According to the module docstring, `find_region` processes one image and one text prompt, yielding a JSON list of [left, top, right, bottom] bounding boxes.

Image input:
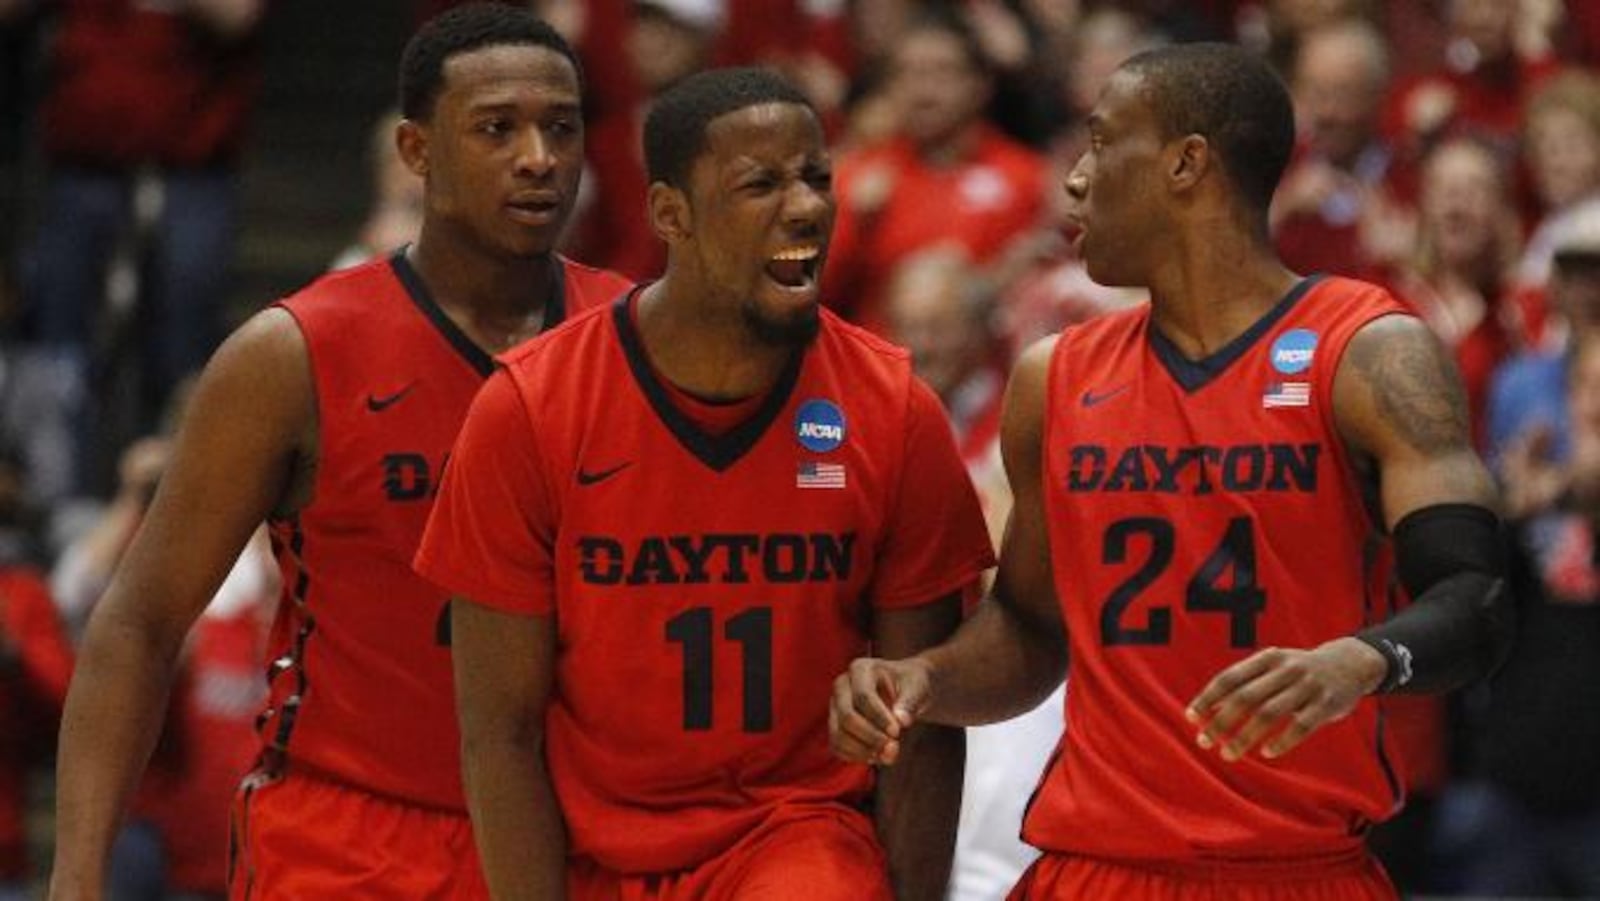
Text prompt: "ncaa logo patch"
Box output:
[[795, 399, 846, 453], [1270, 328, 1318, 375]]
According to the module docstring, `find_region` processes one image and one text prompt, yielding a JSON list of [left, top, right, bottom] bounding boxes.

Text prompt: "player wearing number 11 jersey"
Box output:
[[415, 69, 993, 901]]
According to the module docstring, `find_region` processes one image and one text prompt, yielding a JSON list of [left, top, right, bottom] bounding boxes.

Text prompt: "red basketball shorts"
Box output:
[[1007, 848, 1397, 901], [227, 767, 488, 900], [567, 805, 893, 901]]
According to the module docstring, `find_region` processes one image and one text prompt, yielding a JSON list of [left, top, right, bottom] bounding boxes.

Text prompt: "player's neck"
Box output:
[[406, 236, 559, 354], [632, 280, 800, 402], [1147, 238, 1299, 361]]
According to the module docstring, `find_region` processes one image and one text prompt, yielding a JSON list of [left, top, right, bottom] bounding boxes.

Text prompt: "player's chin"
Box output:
[[744, 294, 821, 348], [502, 230, 562, 261]]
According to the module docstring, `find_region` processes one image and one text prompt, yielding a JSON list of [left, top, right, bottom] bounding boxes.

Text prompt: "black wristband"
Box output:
[[1354, 635, 1414, 694]]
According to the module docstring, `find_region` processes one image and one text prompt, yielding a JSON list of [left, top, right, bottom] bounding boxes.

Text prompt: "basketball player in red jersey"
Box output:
[[414, 68, 995, 901], [830, 43, 1514, 900], [48, 6, 629, 899]]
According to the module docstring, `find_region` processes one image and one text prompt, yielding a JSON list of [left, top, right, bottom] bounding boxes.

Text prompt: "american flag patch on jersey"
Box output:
[[1263, 381, 1312, 408], [797, 461, 846, 489]]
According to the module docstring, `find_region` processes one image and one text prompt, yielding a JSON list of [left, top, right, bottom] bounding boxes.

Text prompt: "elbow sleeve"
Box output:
[[1355, 503, 1516, 694]]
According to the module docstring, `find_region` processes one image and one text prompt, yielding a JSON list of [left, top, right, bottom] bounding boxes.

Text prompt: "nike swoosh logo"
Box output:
[[576, 461, 632, 486], [366, 383, 416, 412], [1081, 385, 1131, 408]]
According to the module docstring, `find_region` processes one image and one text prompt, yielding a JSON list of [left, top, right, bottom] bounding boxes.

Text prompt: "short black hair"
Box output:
[[399, 2, 582, 121], [644, 67, 813, 188], [1121, 42, 1295, 214]]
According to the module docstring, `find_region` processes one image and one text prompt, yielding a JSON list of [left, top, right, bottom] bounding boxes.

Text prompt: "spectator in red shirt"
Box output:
[[822, 8, 1048, 337], [1384, 0, 1560, 159], [1391, 136, 1530, 451], [1273, 17, 1415, 282], [567, 0, 721, 280]]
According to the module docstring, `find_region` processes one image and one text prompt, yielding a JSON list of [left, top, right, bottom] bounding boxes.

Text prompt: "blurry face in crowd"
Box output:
[[681, 102, 835, 347], [1067, 12, 1145, 117], [888, 258, 988, 400], [629, 8, 710, 94], [1269, 0, 1363, 35], [852, 0, 919, 64], [1294, 31, 1384, 168], [1449, 0, 1513, 61], [1528, 107, 1600, 211], [1420, 141, 1504, 270], [1063, 67, 1167, 287], [406, 43, 584, 260], [1555, 254, 1600, 335], [890, 26, 991, 149]]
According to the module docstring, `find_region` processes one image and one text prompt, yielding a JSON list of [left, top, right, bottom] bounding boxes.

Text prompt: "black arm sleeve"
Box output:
[[1353, 503, 1516, 695]]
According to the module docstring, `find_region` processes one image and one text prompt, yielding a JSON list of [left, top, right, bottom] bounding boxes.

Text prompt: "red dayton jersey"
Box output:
[[1026, 275, 1410, 867], [263, 251, 628, 811], [416, 295, 995, 873]]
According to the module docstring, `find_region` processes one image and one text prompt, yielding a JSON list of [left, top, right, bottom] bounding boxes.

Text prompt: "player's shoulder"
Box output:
[[281, 254, 400, 309], [1303, 272, 1408, 312], [1053, 301, 1148, 349]]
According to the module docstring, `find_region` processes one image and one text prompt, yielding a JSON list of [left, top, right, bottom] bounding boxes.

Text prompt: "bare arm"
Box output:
[[1189, 314, 1506, 761], [48, 309, 310, 901], [453, 599, 564, 901], [870, 592, 964, 901], [831, 339, 1068, 763]]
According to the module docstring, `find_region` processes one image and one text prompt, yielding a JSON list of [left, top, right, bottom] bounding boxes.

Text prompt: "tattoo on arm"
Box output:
[[1347, 323, 1471, 455]]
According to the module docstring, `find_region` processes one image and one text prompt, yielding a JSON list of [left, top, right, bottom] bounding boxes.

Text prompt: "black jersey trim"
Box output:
[[1149, 273, 1327, 393], [1361, 531, 1405, 811], [611, 291, 804, 473], [260, 518, 315, 758], [389, 250, 569, 379]]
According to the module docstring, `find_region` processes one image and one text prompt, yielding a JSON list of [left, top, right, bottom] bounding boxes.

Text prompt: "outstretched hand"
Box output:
[[1184, 638, 1387, 763], [829, 656, 934, 766]]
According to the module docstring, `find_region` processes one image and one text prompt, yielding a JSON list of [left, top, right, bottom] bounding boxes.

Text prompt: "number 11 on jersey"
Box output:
[[665, 606, 774, 732]]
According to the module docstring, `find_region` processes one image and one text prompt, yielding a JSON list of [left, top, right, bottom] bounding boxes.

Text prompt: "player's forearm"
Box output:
[[921, 600, 1066, 726], [875, 722, 964, 901], [48, 605, 186, 899], [1356, 504, 1514, 694], [462, 733, 567, 900]]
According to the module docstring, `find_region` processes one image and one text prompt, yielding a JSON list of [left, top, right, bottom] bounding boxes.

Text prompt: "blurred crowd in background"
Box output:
[[3, 0, 1600, 898]]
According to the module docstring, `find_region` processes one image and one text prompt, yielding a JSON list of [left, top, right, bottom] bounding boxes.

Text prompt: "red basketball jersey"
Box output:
[[416, 294, 996, 873], [1025, 275, 1409, 866], [263, 251, 629, 810]]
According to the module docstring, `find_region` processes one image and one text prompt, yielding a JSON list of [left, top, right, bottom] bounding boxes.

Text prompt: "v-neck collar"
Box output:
[[389, 249, 568, 379], [1149, 274, 1325, 392], [612, 291, 805, 472]]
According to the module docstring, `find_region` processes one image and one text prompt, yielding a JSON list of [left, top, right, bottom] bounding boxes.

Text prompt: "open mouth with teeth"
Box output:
[[765, 245, 822, 289]]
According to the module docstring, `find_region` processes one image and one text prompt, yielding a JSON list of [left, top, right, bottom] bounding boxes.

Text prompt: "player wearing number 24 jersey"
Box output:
[[1029, 274, 1406, 861], [828, 43, 1513, 901], [415, 68, 994, 901]]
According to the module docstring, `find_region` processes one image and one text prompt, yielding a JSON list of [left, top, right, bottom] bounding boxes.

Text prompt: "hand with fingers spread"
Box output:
[[829, 656, 935, 766], [1185, 638, 1389, 763]]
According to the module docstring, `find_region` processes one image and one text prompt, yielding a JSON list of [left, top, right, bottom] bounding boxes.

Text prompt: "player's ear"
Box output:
[[648, 181, 692, 244], [396, 118, 429, 178], [1168, 134, 1210, 193]]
